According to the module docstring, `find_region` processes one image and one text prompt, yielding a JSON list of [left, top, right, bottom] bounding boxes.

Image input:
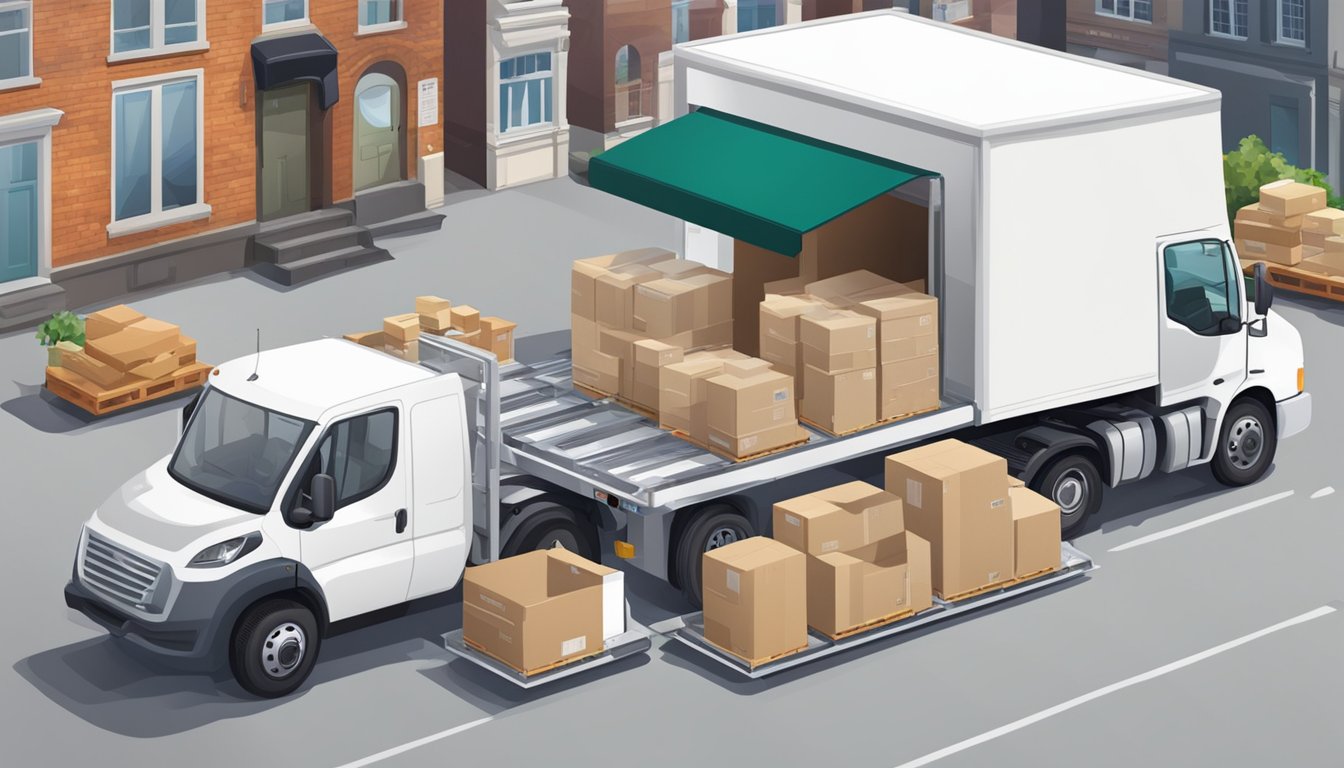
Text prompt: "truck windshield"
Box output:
[[168, 388, 315, 514]]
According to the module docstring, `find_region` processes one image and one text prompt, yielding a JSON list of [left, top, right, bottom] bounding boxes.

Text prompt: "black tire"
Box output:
[[1211, 398, 1277, 486], [229, 599, 320, 699], [1032, 453, 1103, 537], [675, 506, 755, 608], [501, 503, 600, 560]]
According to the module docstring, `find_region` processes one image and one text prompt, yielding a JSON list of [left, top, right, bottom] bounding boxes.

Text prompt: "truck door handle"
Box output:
[[394, 509, 407, 535], [1213, 378, 1224, 385]]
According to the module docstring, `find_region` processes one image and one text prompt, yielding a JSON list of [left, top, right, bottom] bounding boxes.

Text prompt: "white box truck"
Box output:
[[65, 13, 1309, 697]]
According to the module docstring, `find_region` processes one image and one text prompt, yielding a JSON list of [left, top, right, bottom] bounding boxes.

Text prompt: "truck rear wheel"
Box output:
[[229, 599, 320, 699], [501, 502, 600, 560], [1211, 398, 1276, 487], [676, 506, 755, 608], [1033, 454, 1102, 537]]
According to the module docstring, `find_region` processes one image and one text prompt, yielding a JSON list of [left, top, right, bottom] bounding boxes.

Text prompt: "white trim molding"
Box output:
[[0, 107, 63, 289]]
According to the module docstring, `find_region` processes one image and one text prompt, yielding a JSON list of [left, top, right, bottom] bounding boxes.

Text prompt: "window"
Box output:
[[112, 0, 203, 57], [112, 72, 204, 228], [1270, 103, 1301, 166], [307, 409, 398, 510], [358, 0, 402, 31], [1209, 0, 1248, 39], [1163, 241, 1241, 336], [499, 53, 553, 133], [1097, 0, 1152, 23], [263, 0, 306, 27], [672, 0, 690, 45], [0, 1, 32, 83], [738, 0, 778, 32], [614, 45, 644, 122], [1277, 0, 1306, 46]]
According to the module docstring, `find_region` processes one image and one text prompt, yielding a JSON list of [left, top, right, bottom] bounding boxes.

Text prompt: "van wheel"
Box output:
[[229, 599, 320, 699], [1033, 454, 1102, 537], [501, 502, 600, 561], [1211, 398, 1276, 486], [676, 506, 755, 608]]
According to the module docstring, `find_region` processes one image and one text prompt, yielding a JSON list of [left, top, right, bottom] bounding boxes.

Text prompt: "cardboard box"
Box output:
[[807, 532, 915, 636], [85, 318, 181, 371], [573, 352, 621, 395], [1259, 180, 1327, 218], [762, 276, 809, 297], [595, 263, 660, 330], [800, 365, 877, 434], [880, 354, 940, 419], [344, 330, 382, 346], [706, 363, 797, 456], [383, 313, 420, 344], [174, 335, 197, 366], [598, 328, 643, 401], [1235, 203, 1303, 230], [1009, 486, 1061, 578], [683, 272, 734, 327], [804, 270, 899, 306], [1303, 208, 1344, 236], [702, 537, 807, 662], [772, 481, 904, 556], [480, 316, 516, 362], [706, 422, 804, 458], [851, 290, 939, 365], [884, 439, 1014, 598], [1235, 220, 1303, 248], [84, 305, 145, 341], [632, 339, 683, 412], [61, 349, 135, 389], [450, 305, 480, 334], [659, 349, 746, 436], [1299, 250, 1344, 277], [461, 548, 610, 674], [633, 278, 699, 337], [799, 308, 877, 373], [760, 294, 825, 345], [383, 339, 420, 362], [415, 296, 453, 331], [1235, 238, 1302, 266], [129, 351, 180, 380], [571, 247, 675, 321], [649, 258, 710, 280]]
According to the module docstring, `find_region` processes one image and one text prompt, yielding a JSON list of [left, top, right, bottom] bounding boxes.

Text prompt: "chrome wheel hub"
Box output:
[[705, 526, 740, 551], [261, 622, 307, 679], [1226, 416, 1265, 470], [1055, 470, 1088, 519]]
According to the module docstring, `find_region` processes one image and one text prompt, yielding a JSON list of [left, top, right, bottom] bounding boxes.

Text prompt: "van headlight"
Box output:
[[188, 532, 262, 568]]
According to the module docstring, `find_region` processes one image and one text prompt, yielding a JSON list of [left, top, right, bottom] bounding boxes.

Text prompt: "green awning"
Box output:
[[589, 108, 934, 256]]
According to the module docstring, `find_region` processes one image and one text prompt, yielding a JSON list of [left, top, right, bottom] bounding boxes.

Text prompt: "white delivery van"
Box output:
[[66, 13, 1309, 698]]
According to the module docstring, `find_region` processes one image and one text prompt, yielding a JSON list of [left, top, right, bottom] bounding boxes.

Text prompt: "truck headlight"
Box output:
[[188, 533, 262, 568]]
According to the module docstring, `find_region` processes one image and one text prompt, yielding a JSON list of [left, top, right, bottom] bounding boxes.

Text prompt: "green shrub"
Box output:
[[35, 311, 85, 348], [1224, 135, 1344, 222]]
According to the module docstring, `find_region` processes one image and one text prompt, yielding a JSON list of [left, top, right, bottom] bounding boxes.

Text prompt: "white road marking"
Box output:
[[892, 605, 1336, 768], [1311, 487, 1335, 500], [335, 716, 495, 768], [1108, 491, 1294, 552]]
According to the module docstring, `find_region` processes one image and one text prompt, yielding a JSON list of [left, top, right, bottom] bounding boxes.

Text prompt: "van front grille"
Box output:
[[81, 531, 162, 608]]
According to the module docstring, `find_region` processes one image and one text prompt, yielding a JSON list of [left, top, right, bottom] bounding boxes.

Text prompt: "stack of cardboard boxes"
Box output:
[[701, 536, 808, 664], [799, 308, 878, 434], [345, 296, 516, 365], [705, 358, 804, 458], [1235, 180, 1344, 276], [61, 305, 198, 390]]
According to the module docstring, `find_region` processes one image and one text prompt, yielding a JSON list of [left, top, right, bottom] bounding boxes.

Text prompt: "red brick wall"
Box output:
[[0, 1, 442, 270]]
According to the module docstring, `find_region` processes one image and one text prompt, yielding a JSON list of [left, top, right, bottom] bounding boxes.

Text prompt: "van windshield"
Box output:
[[168, 388, 315, 514]]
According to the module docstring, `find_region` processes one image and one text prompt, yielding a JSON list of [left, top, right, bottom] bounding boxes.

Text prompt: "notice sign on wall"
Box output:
[[418, 78, 439, 127]]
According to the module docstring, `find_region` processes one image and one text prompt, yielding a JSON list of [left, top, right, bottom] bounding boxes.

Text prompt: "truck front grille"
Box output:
[[81, 531, 162, 608]]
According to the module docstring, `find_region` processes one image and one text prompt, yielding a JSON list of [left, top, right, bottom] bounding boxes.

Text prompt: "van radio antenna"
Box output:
[[247, 329, 261, 381]]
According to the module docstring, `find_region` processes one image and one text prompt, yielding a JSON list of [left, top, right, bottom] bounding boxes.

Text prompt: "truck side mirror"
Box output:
[[1253, 262, 1274, 316], [310, 474, 336, 522]]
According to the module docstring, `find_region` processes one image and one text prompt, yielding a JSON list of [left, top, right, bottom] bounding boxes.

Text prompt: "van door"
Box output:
[[296, 406, 414, 621], [405, 394, 471, 600], [1157, 237, 1248, 440]]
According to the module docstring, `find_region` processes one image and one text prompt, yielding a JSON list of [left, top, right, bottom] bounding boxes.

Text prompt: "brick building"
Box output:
[[1065, 0, 1173, 74], [0, 1, 444, 329]]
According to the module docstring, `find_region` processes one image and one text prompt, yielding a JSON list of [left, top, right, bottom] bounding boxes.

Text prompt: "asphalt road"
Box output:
[[2, 176, 1341, 767]]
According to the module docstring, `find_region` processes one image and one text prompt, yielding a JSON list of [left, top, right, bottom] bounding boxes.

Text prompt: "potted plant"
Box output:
[[36, 311, 86, 368]]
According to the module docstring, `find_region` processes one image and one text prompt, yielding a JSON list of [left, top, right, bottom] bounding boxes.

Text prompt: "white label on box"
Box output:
[[821, 540, 839, 553], [990, 498, 1005, 509], [906, 479, 923, 509], [561, 636, 587, 656], [726, 569, 740, 593], [742, 435, 759, 451], [479, 593, 505, 611], [710, 434, 729, 449], [987, 570, 1001, 582], [498, 631, 513, 644], [920, 315, 931, 326], [570, 565, 580, 575], [773, 389, 789, 402], [867, 327, 875, 338], [784, 513, 801, 526], [863, 370, 874, 380], [772, 406, 787, 421]]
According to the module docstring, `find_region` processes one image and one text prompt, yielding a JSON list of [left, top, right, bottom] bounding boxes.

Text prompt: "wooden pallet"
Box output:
[[668, 427, 811, 463], [1242, 259, 1344, 303], [819, 607, 918, 642], [703, 637, 810, 670], [937, 565, 1058, 604], [800, 405, 940, 438], [46, 362, 212, 417], [463, 635, 604, 678]]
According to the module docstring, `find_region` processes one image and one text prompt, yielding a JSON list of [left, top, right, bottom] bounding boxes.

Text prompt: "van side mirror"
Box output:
[[293, 474, 337, 526], [180, 391, 201, 434], [1253, 262, 1274, 316]]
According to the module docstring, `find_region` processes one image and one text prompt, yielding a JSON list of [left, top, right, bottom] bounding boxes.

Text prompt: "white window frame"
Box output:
[[1095, 0, 1152, 24], [1275, 0, 1307, 48], [107, 0, 209, 64], [356, 0, 406, 36], [0, 108, 61, 290], [262, 0, 308, 31], [0, 0, 38, 90], [1208, 0, 1248, 40], [498, 51, 554, 137], [107, 70, 210, 237]]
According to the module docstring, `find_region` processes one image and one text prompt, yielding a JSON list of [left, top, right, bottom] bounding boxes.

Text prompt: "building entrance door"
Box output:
[[0, 141, 38, 284], [259, 83, 313, 220], [353, 73, 403, 192]]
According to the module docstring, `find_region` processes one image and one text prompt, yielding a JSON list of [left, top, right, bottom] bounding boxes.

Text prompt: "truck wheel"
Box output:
[[501, 503, 600, 560], [229, 599, 320, 699], [1211, 398, 1276, 487], [1033, 454, 1102, 537], [676, 506, 755, 608]]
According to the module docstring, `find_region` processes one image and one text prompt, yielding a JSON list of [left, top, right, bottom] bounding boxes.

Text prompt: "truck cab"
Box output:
[[64, 339, 473, 697]]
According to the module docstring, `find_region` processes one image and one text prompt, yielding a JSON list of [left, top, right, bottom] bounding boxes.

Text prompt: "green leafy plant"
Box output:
[[35, 311, 85, 348], [1224, 134, 1344, 222]]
